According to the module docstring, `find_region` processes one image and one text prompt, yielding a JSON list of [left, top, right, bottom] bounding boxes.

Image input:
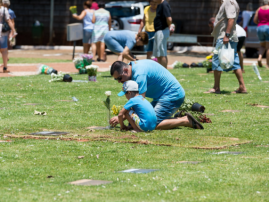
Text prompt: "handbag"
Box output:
[[2, 7, 10, 33]]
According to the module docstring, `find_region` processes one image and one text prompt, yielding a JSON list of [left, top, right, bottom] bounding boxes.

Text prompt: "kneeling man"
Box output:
[[110, 59, 204, 130]]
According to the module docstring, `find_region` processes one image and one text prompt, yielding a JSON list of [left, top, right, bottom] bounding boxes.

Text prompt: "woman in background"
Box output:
[[0, 0, 16, 73], [242, 2, 254, 29], [138, 0, 157, 59], [254, 0, 269, 69], [72, 1, 95, 54], [92, 1, 111, 62]]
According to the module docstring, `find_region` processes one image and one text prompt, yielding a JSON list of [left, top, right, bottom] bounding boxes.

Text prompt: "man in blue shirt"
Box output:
[[110, 59, 204, 130], [104, 30, 148, 62]]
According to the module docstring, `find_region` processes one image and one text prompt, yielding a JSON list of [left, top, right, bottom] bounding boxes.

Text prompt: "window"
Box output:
[[106, 7, 140, 18]]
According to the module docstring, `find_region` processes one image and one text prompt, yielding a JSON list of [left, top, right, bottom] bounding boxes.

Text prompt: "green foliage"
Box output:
[[173, 61, 183, 69]]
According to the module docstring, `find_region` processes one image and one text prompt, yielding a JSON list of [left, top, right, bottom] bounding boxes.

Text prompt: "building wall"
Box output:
[[10, 0, 261, 45]]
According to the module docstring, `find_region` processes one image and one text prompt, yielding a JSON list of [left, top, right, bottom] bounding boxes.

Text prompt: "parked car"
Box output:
[[105, 1, 149, 32], [244, 14, 259, 58]]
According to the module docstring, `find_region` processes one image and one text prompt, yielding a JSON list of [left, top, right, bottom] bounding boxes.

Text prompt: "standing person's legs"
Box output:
[[146, 31, 155, 59], [1, 48, 8, 72], [205, 39, 223, 94], [153, 28, 169, 68], [0, 35, 9, 73], [83, 29, 93, 54], [265, 41, 269, 69], [229, 41, 247, 93], [100, 42, 106, 61], [257, 26, 267, 67], [237, 36, 245, 72], [91, 43, 97, 59]]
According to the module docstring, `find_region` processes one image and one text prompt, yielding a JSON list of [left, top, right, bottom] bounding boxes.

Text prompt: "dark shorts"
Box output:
[[237, 37, 245, 52]]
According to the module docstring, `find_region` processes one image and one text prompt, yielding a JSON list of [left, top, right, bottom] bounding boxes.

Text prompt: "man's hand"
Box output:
[[109, 116, 119, 127], [223, 36, 229, 44]]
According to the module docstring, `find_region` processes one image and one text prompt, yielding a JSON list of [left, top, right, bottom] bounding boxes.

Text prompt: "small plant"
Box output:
[[202, 55, 212, 69], [172, 61, 183, 69]]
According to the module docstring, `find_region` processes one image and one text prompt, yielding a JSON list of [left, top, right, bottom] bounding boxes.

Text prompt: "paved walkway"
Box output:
[[0, 49, 262, 77]]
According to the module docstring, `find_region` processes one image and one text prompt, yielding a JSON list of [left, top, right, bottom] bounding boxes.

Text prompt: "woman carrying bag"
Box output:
[[0, 1, 16, 73]]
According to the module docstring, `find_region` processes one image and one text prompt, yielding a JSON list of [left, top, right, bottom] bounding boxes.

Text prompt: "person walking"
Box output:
[[91, 1, 111, 62], [138, 0, 157, 59], [254, 0, 269, 69], [0, 0, 16, 73], [72, 1, 95, 54], [90, 0, 99, 10], [205, 0, 247, 94], [236, 24, 246, 73], [153, 0, 174, 68], [2, 0, 15, 50], [242, 2, 254, 29]]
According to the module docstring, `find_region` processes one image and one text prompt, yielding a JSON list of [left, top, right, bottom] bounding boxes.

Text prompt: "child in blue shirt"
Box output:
[[118, 80, 157, 132]]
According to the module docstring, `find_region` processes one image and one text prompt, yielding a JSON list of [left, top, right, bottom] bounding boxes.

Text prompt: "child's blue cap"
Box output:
[[118, 80, 139, 96]]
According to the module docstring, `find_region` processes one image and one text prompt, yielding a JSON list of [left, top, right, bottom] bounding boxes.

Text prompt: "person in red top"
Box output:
[[254, 0, 269, 69], [90, 0, 99, 10]]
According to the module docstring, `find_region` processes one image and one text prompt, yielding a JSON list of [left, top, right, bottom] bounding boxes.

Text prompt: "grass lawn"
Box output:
[[0, 65, 269, 201]]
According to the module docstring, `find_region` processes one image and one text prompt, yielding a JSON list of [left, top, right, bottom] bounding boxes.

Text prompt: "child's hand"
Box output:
[[120, 125, 128, 131]]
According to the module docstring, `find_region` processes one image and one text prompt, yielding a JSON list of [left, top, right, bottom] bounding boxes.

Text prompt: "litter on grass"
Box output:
[[29, 131, 69, 136], [212, 151, 244, 155], [34, 110, 47, 116], [119, 169, 159, 174], [69, 179, 113, 186], [72, 80, 89, 83]]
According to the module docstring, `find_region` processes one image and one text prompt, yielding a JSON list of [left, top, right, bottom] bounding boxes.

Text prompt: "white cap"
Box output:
[[118, 80, 138, 96]]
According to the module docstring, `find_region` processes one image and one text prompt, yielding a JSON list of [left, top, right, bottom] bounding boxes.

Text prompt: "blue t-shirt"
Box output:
[[124, 95, 157, 131], [8, 9, 16, 20], [104, 30, 136, 53], [131, 59, 185, 101]]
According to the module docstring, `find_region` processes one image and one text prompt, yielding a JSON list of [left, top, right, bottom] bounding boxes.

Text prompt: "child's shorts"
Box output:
[[129, 110, 144, 131]]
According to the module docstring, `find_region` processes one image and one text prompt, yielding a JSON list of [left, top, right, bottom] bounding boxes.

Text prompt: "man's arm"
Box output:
[[108, 14, 112, 30], [117, 46, 136, 61], [166, 17, 172, 27], [118, 108, 128, 130], [223, 18, 234, 44], [138, 15, 146, 33]]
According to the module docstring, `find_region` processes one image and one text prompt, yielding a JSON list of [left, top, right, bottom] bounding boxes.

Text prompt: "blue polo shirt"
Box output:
[[130, 59, 185, 101]]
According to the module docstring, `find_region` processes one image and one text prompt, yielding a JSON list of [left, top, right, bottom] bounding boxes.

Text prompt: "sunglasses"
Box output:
[[114, 73, 123, 81], [114, 76, 122, 81]]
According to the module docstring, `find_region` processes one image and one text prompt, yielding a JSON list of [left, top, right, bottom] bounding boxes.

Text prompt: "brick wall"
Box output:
[[9, 0, 261, 45]]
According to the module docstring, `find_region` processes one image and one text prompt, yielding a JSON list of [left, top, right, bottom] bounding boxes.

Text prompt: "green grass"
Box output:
[[2, 57, 71, 63], [1, 66, 269, 201]]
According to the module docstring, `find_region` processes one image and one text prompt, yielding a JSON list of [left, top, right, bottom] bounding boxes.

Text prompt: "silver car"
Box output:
[[245, 14, 259, 58], [105, 1, 149, 32]]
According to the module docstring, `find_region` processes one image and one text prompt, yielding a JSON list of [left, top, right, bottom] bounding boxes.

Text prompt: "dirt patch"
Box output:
[[189, 141, 252, 150], [247, 103, 269, 108]]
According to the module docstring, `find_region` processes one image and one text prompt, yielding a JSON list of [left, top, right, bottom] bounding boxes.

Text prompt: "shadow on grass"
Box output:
[[101, 76, 112, 78]]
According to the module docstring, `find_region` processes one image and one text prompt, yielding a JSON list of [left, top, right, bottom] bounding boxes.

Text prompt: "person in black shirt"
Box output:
[[153, 0, 173, 68]]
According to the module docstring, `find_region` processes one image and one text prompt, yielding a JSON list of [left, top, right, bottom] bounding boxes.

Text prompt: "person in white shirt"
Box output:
[[242, 3, 254, 29], [208, 18, 247, 73], [236, 24, 246, 73]]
